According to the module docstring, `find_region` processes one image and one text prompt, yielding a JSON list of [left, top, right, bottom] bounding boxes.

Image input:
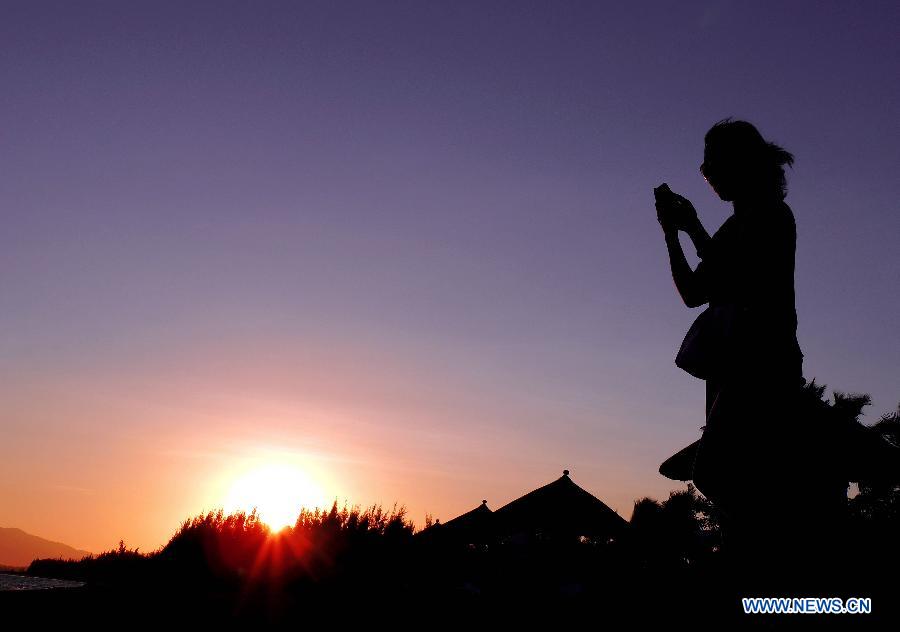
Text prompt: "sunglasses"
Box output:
[[699, 160, 721, 179]]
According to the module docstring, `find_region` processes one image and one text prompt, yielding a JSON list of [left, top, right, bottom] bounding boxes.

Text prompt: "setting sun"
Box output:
[[224, 464, 328, 531]]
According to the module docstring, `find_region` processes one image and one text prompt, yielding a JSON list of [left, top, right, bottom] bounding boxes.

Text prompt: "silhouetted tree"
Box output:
[[628, 484, 720, 571]]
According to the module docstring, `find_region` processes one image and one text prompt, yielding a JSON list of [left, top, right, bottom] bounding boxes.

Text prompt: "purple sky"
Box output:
[[1, 1, 898, 551]]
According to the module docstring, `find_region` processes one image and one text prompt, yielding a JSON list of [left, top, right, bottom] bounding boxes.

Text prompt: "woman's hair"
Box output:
[[704, 118, 795, 200]]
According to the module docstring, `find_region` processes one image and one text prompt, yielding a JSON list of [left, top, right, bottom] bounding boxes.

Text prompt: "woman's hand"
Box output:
[[669, 192, 699, 231], [657, 203, 678, 234], [656, 187, 699, 233]]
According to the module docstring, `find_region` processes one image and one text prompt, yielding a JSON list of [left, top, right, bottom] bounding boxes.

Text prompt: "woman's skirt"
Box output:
[[692, 364, 848, 591]]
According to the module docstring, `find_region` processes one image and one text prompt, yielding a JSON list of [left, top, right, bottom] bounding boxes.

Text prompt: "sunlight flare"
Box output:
[[224, 463, 328, 531]]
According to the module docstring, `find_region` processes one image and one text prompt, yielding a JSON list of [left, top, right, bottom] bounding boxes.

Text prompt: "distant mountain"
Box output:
[[0, 527, 92, 568]]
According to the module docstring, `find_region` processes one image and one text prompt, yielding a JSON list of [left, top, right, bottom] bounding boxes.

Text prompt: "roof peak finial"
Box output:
[[563, 469, 570, 477], [482, 499, 487, 505]]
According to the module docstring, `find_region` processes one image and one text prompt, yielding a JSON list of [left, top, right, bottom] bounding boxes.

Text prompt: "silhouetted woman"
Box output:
[[656, 119, 846, 594]]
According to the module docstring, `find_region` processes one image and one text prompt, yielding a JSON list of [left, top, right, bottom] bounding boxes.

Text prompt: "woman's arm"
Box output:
[[657, 192, 711, 308], [683, 215, 711, 258], [663, 226, 709, 308]]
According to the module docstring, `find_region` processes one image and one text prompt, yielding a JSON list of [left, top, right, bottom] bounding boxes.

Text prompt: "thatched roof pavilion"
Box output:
[[416, 500, 493, 544], [440, 499, 492, 531], [418, 470, 627, 545], [491, 470, 627, 541]]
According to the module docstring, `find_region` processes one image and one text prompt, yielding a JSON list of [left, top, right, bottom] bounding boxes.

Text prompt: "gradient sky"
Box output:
[[1, 1, 897, 553]]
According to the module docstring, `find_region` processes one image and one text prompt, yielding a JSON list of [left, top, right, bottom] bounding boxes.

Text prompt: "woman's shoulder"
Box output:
[[743, 199, 796, 238], [771, 200, 797, 240], [778, 200, 796, 226]]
